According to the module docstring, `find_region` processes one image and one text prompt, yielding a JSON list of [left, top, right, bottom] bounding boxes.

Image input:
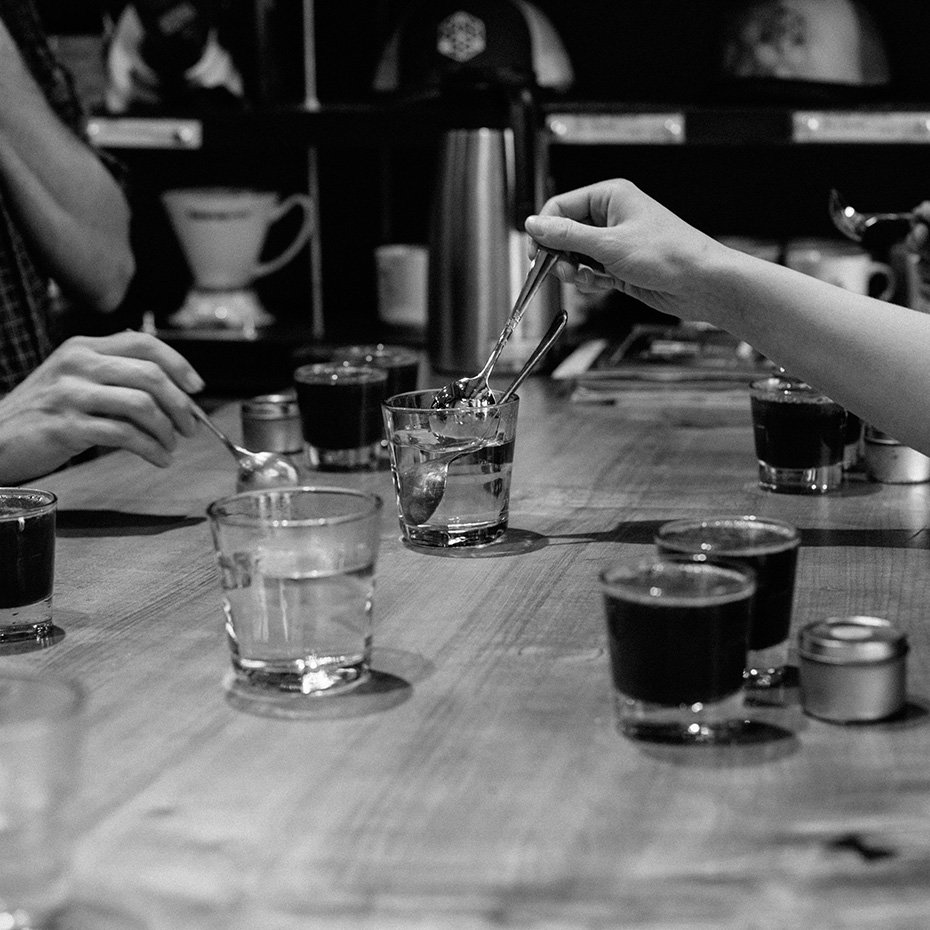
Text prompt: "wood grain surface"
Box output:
[[9, 379, 930, 930]]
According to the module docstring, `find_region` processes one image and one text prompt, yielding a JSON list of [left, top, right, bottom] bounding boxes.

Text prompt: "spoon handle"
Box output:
[[499, 309, 568, 403], [191, 403, 244, 458], [479, 247, 561, 379]]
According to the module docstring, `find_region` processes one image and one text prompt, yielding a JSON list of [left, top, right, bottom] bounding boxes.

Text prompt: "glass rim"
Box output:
[[382, 387, 520, 412], [599, 554, 757, 603], [207, 485, 383, 528], [0, 486, 57, 520], [655, 514, 801, 554], [293, 363, 388, 384], [334, 343, 420, 362], [749, 375, 839, 403]]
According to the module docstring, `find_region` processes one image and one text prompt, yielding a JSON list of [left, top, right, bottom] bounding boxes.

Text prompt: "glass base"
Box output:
[[745, 640, 789, 690], [0, 599, 53, 642], [614, 689, 747, 744], [230, 654, 370, 697], [306, 443, 380, 472], [757, 461, 843, 494], [402, 519, 506, 548]]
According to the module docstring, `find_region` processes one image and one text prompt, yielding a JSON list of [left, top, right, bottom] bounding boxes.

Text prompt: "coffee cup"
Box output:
[[785, 238, 895, 300], [162, 187, 314, 291]]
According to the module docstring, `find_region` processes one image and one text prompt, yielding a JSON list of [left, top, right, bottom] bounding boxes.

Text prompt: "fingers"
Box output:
[[54, 334, 203, 438], [525, 213, 611, 265], [93, 331, 205, 393]]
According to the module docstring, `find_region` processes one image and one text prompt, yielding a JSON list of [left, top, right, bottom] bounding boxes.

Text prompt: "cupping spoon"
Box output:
[[829, 188, 914, 243], [191, 403, 300, 491], [402, 309, 569, 524], [431, 247, 561, 409]]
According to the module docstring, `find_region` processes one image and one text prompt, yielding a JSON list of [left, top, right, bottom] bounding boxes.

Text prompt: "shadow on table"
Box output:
[[57, 509, 204, 538], [224, 648, 434, 721], [497, 523, 930, 554]]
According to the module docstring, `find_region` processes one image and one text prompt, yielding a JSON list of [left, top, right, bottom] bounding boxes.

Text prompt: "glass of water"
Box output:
[[0, 672, 84, 929], [382, 389, 519, 548], [207, 486, 383, 701]]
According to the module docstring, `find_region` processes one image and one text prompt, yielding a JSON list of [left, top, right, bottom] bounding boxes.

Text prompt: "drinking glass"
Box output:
[[382, 388, 519, 548], [207, 487, 383, 701], [333, 344, 420, 399], [0, 672, 84, 929], [601, 556, 755, 744], [0, 488, 57, 642], [655, 515, 801, 689], [293, 363, 388, 471], [749, 376, 846, 493]]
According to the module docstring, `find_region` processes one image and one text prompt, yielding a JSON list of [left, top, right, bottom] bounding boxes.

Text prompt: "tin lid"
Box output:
[[798, 616, 908, 664], [242, 391, 299, 420]]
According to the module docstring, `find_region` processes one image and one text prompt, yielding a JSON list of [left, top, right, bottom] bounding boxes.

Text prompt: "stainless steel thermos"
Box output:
[[427, 125, 559, 375]]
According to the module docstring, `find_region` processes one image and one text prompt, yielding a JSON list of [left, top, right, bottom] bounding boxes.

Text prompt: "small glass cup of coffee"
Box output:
[[749, 376, 846, 494], [293, 363, 388, 471], [600, 555, 755, 744], [655, 515, 801, 691]]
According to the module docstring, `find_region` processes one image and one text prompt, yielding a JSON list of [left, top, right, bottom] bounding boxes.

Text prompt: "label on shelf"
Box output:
[[546, 113, 685, 145], [86, 117, 203, 149], [793, 111, 930, 143]]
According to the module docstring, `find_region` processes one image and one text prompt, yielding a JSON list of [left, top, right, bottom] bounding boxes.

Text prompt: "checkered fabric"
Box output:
[[0, 0, 104, 391]]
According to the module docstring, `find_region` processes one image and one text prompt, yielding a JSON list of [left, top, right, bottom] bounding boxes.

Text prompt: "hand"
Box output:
[[525, 178, 725, 320], [0, 332, 205, 484]]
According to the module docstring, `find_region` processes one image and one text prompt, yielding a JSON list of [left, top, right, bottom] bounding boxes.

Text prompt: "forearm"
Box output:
[[0, 26, 134, 311], [703, 249, 930, 453]]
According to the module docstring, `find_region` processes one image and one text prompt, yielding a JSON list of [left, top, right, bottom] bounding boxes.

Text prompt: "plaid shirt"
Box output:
[[0, 0, 93, 392]]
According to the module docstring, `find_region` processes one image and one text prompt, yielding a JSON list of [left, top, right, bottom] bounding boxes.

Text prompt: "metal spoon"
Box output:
[[829, 188, 914, 243], [401, 309, 569, 524], [431, 247, 561, 409], [191, 403, 300, 491]]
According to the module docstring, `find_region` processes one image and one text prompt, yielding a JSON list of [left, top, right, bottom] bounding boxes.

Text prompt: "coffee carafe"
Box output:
[[374, 1, 573, 374]]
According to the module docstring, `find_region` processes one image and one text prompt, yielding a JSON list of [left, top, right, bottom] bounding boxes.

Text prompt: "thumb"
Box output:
[[526, 214, 607, 261]]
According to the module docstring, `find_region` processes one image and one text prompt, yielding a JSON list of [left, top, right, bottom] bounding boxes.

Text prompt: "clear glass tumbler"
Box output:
[[382, 389, 519, 548], [601, 555, 755, 744], [655, 515, 801, 690], [293, 363, 388, 471], [207, 486, 383, 700], [0, 672, 84, 929], [749, 376, 846, 493], [0, 488, 57, 642]]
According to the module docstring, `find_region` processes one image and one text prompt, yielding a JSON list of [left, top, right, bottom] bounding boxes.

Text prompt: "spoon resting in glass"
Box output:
[[401, 309, 569, 524]]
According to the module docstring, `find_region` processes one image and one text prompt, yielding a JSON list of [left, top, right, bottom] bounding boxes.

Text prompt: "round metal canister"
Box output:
[[241, 392, 303, 454], [798, 616, 908, 723], [863, 426, 930, 484]]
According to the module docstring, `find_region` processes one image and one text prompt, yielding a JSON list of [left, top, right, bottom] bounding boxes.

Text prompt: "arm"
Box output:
[[0, 18, 134, 312], [525, 179, 930, 456], [0, 332, 203, 484]]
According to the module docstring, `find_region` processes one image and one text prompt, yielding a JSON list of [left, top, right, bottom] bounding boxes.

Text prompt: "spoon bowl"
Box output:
[[829, 188, 913, 243], [192, 403, 300, 491]]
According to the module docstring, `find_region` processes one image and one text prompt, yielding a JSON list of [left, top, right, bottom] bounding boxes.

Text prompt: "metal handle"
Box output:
[[499, 309, 568, 403], [478, 247, 561, 380], [191, 403, 245, 457]]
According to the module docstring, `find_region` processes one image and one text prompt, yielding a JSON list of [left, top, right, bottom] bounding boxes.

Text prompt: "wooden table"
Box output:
[[11, 379, 930, 929]]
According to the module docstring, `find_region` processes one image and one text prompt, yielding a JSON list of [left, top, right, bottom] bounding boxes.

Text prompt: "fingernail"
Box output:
[[185, 373, 206, 393]]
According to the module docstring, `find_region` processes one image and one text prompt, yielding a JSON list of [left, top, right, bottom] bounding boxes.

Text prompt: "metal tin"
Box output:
[[863, 426, 930, 483], [798, 616, 908, 723], [241, 392, 303, 454]]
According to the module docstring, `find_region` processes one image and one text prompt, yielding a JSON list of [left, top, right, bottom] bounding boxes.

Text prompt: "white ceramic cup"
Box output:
[[785, 238, 895, 300], [374, 244, 428, 328], [162, 187, 314, 290]]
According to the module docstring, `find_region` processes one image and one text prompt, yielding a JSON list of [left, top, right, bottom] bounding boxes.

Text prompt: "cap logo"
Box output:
[[437, 11, 486, 63]]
